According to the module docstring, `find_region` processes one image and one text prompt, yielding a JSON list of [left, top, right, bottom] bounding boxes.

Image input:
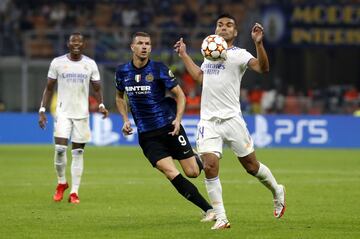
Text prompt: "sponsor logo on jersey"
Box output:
[[62, 73, 88, 83], [202, 63, 225, 75], [125, 85, 151, 95]]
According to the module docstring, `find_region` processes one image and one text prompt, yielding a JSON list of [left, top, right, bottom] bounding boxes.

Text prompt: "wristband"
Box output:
[[99, 103, 105, 109], [39, 107, 46, 113]]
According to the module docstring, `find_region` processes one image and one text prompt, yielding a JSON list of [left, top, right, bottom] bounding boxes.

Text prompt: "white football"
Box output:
[[201, 35, 228, 61]]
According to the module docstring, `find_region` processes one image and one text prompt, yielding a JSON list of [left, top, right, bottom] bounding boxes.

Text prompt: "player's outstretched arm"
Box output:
[[91, 81, 109, 118], [38, 78, 56, 129], [174, 38, 204, 84], [248, 23, 269, 74], [115, 91, 133, 135], [169, 85, 186, 136]]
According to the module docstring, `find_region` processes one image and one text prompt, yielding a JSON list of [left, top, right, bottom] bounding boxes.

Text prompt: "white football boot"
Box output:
[[201, 209, 216, 222], [274, 184, 286, 218], [211, 218, 231, 230]]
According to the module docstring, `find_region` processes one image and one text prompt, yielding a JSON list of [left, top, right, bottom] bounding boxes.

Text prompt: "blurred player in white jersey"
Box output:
[[174, 14, 285, 229], [38, 32, 109, 204]]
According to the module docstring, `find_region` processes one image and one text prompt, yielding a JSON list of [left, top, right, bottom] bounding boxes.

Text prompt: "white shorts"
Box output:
[[54, 114, 91, 143], [196, 115, 254, 158]]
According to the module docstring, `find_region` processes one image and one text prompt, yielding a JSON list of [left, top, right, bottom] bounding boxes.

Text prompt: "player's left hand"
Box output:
[[251, 23, 264, 43], [99, 107, 109, 119], [38, 112, 47, 129], [169, 119, 181, 136], [122, 120, 133, 135]]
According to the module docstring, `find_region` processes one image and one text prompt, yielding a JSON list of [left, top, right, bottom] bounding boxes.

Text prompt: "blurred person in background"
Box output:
[[0, 100, 5, 112], [185, 88, 201, 115], [354, 102, 360, 116], [38, 32, 108, 204], [175, 13, 285, 230]]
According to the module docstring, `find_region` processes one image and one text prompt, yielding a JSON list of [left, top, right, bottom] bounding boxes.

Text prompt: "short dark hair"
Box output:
[[68, 32, 83, 41], [71, 32, 82, 36], [216, 13, 237, 26], [131, 32, 151, 43]]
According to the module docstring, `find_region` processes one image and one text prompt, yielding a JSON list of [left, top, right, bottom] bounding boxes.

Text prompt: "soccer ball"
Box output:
[[201, 35, 228, 61]]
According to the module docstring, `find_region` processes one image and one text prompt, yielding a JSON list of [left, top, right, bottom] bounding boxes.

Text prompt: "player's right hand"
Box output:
[[122, 120, 133, 135], [174, 38, 187, 57], [38, 112, 47, 129], [169, 118, 181, 136], [99, 107, 109, 119]]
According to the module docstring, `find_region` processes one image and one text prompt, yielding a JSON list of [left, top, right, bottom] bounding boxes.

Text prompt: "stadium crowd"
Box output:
[[0, 0, 359, 115]]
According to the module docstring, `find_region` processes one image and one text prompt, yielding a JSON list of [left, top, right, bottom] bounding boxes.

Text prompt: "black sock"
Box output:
[[194, 154, 203, 172], [171, 174, 212, 212]]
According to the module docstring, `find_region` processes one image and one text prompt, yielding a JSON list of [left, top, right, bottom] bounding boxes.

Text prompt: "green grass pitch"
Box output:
[[0, 145, 359, 239]]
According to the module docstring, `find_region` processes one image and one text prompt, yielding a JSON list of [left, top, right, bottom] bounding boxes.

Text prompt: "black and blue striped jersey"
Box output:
[[115, 60, 178, 133]]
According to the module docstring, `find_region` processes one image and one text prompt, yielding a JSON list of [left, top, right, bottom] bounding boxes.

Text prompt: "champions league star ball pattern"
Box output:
[[201, 35, 228, 61]]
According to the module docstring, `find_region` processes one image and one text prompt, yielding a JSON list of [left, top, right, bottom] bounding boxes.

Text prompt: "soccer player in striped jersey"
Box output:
[[115, 32, 214, 220]]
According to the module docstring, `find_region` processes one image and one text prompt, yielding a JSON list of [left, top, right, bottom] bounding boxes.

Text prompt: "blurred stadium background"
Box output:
[[1, 0, 360, 146], [0, 0, 359, 115], [1, 0, 360, 147]]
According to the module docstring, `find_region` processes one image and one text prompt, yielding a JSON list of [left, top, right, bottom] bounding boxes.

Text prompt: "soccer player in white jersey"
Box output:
[[38, 32, 109, 204], [174, 14, 286, 229]]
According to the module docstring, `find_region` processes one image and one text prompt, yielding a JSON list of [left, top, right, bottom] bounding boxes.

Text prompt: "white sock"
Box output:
[[255, 162, 280, 196], [205, 176, 227, 220], [71, 148, 84, 195], [54, 144, 67, 184]]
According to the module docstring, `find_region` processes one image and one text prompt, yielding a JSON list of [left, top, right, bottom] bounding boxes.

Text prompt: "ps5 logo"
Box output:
[[251, 115, 272, 147], [91, 113, 121, 146], [252, 115, 328, 147], [274, 119, 328, 144]]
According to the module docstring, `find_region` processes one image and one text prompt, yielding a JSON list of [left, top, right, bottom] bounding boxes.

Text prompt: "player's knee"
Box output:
[[203, 161, 217, 174], [184, 167, 199, 178], [71, 148, 84, 156], [55, 144, 67, 156]]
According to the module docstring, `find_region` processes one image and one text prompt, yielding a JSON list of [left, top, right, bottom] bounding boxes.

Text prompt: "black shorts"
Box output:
[[138, 124, 194, 167]]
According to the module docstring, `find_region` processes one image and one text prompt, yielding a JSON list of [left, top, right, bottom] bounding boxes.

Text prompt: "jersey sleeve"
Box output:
[[47, 59, 57, 79], [159, 63, 178, 89], [243, 49, 255, 65], [114, 69, 125, 91], [237, 49, 255, 72], [90, 61, 100, 82]]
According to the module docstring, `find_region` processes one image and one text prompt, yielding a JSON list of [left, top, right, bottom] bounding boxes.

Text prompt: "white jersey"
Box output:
[[200, 46, 254, 120], [47, 54, 100, 119]]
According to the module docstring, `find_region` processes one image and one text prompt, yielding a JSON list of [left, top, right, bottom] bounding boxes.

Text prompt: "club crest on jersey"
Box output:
[[135, 74, 141, 82], [145, 73, 154, 82]]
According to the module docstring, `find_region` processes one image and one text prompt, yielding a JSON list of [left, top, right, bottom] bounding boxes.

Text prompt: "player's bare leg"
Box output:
[[238, 152, 286, 218], [53, 137, 69, 202], [203, 153, 230, 229], [68, 142, 85, 204], [156, 157, 213, 214], [179, 156, 201, 178]]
